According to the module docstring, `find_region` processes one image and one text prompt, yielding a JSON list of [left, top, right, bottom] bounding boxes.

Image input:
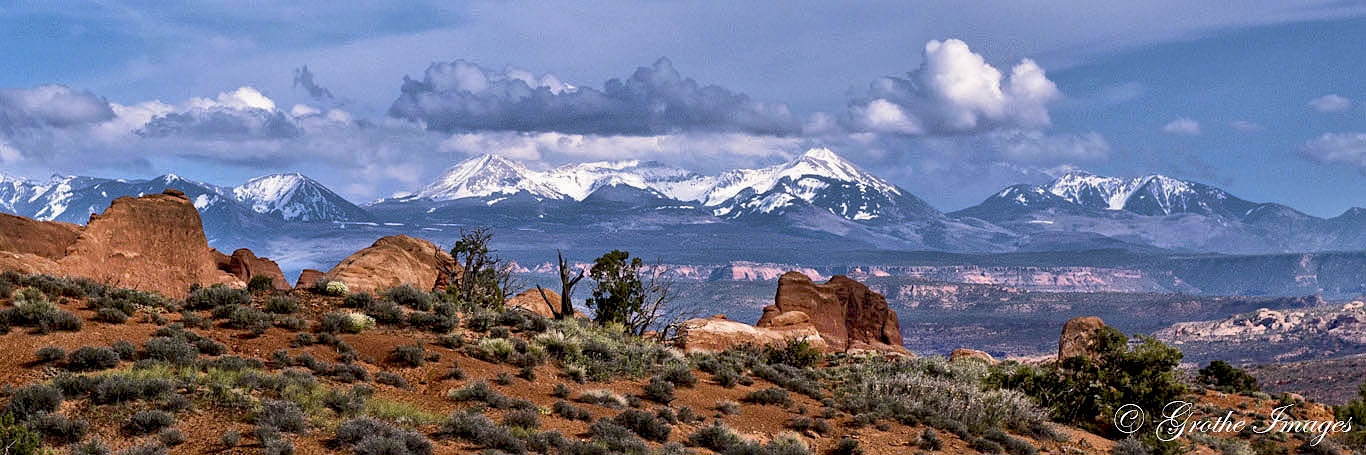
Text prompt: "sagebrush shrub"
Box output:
[[266, 296, 300, 314], [96, 307, 129, 323], [743, 387, 792, 407], [335, 417, 433, 455], [247, 275, 275, 292], [4, 384, 63, 420], [385, 284, 432, 311], [34, 346, 66, 364], [589, 418, 650, 455], [124, 410, 174, 435], [142, 337, 197, 365], [256, 399, 308, 433], [612, 409, 672, 442], [552, 401, 593, 421], [184, 285, 250, 310], [576, 389, 627, 409], [391, 344, 425, 367], [440, 411, 525, 454], [502, 408, 541, 430], [27, 412, 88, 443], [642, 376, 675, 404], [687, 422, 745, 453], [66, 346, 121, 371]]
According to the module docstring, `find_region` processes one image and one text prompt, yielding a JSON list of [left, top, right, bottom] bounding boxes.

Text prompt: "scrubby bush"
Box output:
[[552, 383, 572, 398], [0, 412, 40, 455], [743, 387, 792, 407], [142, 337, 197, 365], [26, 412, 88, 443], [2, 288, 82, 333], [334, 417, 433, 455], [391, 344, 425, 367], [326, 280, 349, 296], [323, 386, 372, 417], [263, 438, 295, 455], [266, 296, 300, 314], [642, 376, 675, 404], [439, 411, 525, 454], [34, 346, 66, 364], [919, 428, 942, 450], [576, 389, 628, 409], [832, 437, 862, 455], [503, 408, 541, 430], [342, 292, 373, 308], [320, 311, 375, 334], [612, 409, 672, 442], [4, 384, 62, 421], [111, 340, 137, 361], [553, 400, 593, 421], [247, 275, 276, 292], [494, 372, 515, 385], [96, 308, 129, 323], [225, 305, 274, 335], [714, 400, 742, 416], [1197, 360, 1260, 394], [158, 428, 186, 447], [68, 436, 109, 455], [185, 284, 250, 310], [765, 337, 824, 368], [257, 399, 308, 433], [124, 410, 174, 435], [220, 430, 241, 448], [364, 301, 405, 325], [385, 284, 433, 311], [445, 381, 530, 410], [661, 363, 698, 387], [786, 416, 831, 436], [687, 422, 746, 453], [65, 346, 121, 371], [677, 406, 699, 424]]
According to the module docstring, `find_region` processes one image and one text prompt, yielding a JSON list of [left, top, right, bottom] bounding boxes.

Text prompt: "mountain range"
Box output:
[[1, 148, 1363, 255]]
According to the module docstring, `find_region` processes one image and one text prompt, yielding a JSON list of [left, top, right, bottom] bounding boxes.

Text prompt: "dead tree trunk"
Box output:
[[539, 250, 583, 319]]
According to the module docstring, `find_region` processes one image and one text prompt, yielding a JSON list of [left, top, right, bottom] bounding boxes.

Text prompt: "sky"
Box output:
[[1, 1, 1364, 216]]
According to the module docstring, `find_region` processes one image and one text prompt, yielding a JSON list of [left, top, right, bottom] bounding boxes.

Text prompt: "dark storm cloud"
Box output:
[[388, 57, 800, 136]]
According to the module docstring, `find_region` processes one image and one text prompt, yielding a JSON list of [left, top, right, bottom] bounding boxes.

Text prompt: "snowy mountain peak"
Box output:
[[233, 173, 371, 222], [417, 153, 564, 201]]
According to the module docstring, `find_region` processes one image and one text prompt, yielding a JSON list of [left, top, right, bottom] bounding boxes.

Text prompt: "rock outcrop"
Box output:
[[221, 248, 291, 290], [507, 288, 560, 318], [0, 190, 244, 298], [323, 235, 459, 294], [950, 348, 997, 364], [675, 314, 827, 354], [0, 213, 81, 259], [295, 269, 325, 290], [758, 272, 903, 352], [1058, 316, 1107, 360]]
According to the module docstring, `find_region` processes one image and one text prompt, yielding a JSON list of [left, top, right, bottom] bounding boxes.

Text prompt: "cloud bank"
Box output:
[[388, 58, 801, 136], [1302, 132, 1366, 172]]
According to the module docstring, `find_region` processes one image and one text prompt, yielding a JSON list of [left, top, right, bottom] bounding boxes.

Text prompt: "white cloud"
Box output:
[[1229, 120, 1262, 132], [0, 85, 116, 131], [1161, 118, 1201, 135], [1301, 132, 1366, 172], [0, 140, 22, 164], [1307, 94, 1352, 113], [920, 130, 1110, 163], [845, 39, 1061, 136]]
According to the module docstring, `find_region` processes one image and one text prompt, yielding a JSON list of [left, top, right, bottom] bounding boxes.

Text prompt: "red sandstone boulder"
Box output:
[[950, 348, 998, 364], [295, 269, 325, 289], [222, 248, 291, 290], [0, 213, 81, 259], [675, 314, 827, 354], [758, 272, 903, 352], [1059, 316, 1107, 360], [54, 189, 241, 298], [505, 288, 587, 319], [323, 235, 459, 294]]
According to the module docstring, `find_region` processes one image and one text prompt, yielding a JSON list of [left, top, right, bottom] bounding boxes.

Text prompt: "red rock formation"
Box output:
[[758, 272, 903, 352], [323, 235, 459, 294], [950, 348, 998, 364], [295, 269, 325, 289], [675, 314, 827, 354], [0, 213, 81, 259], [51, 189, 240, 298], [1058, 316, 1107, 360], [222, 248, 291, 290]]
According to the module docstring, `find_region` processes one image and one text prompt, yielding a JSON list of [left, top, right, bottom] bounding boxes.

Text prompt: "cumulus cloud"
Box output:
[[1161, 117, 1200, 135], [137, 87, 301, 140], [1308, 94, 1351, 113], [0, 85, 115, 132], [844, 39, 1061, 136], [293, 65, 334, 100], [389, 57, 800, 136], [1301, 132, 1366, 172]]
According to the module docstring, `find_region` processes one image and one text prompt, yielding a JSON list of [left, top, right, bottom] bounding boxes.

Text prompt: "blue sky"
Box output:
[[1, 1, 1364, 216]]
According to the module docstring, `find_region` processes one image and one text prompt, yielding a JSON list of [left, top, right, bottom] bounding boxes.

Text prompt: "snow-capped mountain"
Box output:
[[951, 171, 1365, 253], [234, 173, 373, 222], [0, 172, 371, 244], [389, 148, 928, 224]]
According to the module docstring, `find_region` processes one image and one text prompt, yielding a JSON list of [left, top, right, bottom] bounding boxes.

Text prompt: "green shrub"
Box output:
[[989, 327, 1185, 435], [743, 387, 792, 407], [325, 281, 349, 296], [158, 428, 186, 447], [376, 372, 410, 389], [765, 337, 824, 368], [446, 381, 530, 410], [256, 399, 308, 433], [26, 412, 88, 443], [320, 311, 374, 334], [142, 337, 197, 365], [687, 422, 745, 453], [1197, 360, 1259, 394], [334, 417, 433, 455], [364, 300, 405, 325], [2, 288, 83, 333], [225, 305, 273, 335], [0, 413, 41, 455], [919, 428, 942, 450], [715, 400, 742, 416], [439, 411, 525, 454], [503, 408, 541, 430], [576, 389, 628, 408], [68, 436, 109, 455], [248, 275, 276, 292]]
